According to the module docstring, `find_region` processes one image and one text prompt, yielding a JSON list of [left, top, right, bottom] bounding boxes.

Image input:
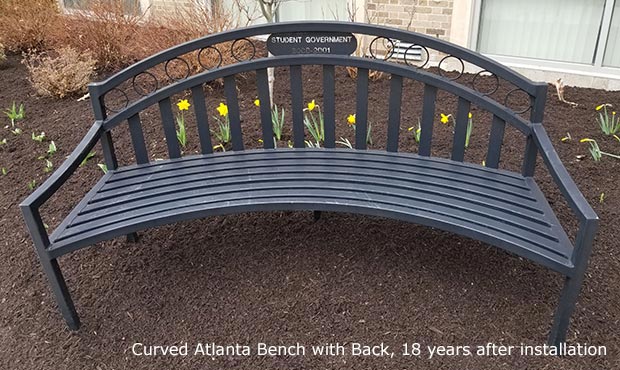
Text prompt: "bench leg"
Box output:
[[40, 257, 80, 330], [313, 211, 322, 221], [548, 273, 585, 347], [126, 232, 140, 243]]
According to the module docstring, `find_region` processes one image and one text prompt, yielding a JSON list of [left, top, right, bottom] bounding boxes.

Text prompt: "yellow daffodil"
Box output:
[[580, 138, 594, 143], [407, 126, 414, 131], [596, 104, 606, 111], [258, 138, 263, 143], [216, 102, 228, 117], [613, 111, 617, 115], [468, 112, 472, 119], [347, 114, 356, 125], [254, 99, 260, 107], [307, 99, 316, 111], [440, 113, 450, 124], [177, 99, 190, 111]]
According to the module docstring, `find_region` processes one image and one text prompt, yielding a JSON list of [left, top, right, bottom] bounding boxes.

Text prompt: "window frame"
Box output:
[[470, 0, 620, 76], [58, 0, 152, 18]]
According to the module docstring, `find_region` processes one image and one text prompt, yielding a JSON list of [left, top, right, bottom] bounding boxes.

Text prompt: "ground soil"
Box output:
[[1, 51, 619, 369]]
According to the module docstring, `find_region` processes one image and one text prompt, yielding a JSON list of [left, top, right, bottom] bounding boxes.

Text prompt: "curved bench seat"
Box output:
[[48, 149, 573, 273], [20, 22, 598, 346]]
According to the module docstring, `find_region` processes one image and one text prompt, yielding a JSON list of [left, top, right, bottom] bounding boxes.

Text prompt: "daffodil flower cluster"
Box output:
[[303, 99, 324, 146], [254, 99, 286, 141], [344, 112, 372, 146], [439, 112, 474, 148], [176, 99, 190, 148], [212, 102, 231, 146], [595, 103, 619, 135], [407, 118, 422, 143], [580, 138, 620, 161]]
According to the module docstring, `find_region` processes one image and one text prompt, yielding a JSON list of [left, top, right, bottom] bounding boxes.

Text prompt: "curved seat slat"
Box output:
[[73, 177, 551, 235], [79, 150, 542, 224], [86, 166, 542, 218], [105, 150, 530, 189], [93, 156, 537, 202], [49, 193, 572, 274], [48, 150, 573, 274]]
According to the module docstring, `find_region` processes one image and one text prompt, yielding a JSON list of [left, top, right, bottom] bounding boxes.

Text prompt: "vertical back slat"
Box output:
[[101, 131, 118, 169], [522, 84, 548, 176], [158, 98, 181, 159], [224, 75, 244, 151], [128, 113, 148, 164], [89, 86, 119, 169], [451, 97, 471, 162], [323, 65, 336, 148], [289, 65, 305, 148], [190, 85, 213, 154], [256, 68, 274, 149], [355, 68, 369, 149], [386, 74, 403, 152], [419, 84, 437, 156], [486, 115, 506, 169]]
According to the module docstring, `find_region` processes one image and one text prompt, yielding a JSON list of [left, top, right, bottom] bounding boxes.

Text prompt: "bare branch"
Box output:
[[405, 1, 417, 31]]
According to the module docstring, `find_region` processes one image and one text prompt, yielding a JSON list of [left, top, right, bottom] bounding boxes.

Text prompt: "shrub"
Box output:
[[23, 47, 96, 98], [61, 0, 144, 71], [130, 0, 256, 79], [0, 0, 61, 52], [60, 0, 254, 73]]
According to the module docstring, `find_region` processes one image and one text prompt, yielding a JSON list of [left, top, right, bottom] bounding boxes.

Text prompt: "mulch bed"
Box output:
[[1, 52, 619, 369]]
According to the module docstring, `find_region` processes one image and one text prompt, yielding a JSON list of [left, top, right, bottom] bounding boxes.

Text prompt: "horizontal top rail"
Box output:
[[101, 54, 534, 135], [88, 21, 545, 99]]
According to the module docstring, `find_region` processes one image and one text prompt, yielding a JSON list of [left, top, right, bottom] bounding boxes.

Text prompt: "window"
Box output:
[[62, 0, 142, 13], [219, 0, 348, 23], [277, 0, 348, 21], [477, 0, 606, 65], [604, 1, 620, 67]]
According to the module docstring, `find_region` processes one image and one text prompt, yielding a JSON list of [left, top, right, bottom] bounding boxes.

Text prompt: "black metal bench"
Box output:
[[20, 22, 598, 347]]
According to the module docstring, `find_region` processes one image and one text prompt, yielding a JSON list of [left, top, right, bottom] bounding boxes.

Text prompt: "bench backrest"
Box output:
[[88, 22, 547, 175]]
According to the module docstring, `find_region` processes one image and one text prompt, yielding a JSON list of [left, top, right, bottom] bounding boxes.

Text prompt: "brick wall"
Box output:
[[364, 0, 455, 66], [366, 0, 453, 39], [150, 0, 196, 17], [149, 0, 454, 40]]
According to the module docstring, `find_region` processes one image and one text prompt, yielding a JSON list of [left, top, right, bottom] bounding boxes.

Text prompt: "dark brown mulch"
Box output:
[[1, 52, 619, 369]]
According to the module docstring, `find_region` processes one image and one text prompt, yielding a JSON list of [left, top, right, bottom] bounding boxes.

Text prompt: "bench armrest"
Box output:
[[20, 121, 105, 211], [531, 124, 599, 265], [21, 121, 105, 249], [531, 123, 598, 223]]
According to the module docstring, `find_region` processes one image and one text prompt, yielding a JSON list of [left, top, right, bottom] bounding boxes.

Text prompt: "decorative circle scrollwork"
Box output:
[[368, 36, 395, 60], [165, 57, 191, 81], [132, 71, 159, 96], [504, 88, 532, 114], [438, 55, 465, 81], [103, 88, 129, 114], [403, 44, 430, 69], [472, 70, 499, 96], [198, 46, 223, 70], [231, 38, 256, 62]]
